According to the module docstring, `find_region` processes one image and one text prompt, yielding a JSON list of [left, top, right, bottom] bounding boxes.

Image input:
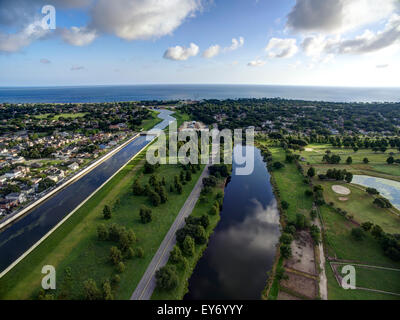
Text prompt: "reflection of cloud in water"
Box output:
[[207, 199, 280, 299], [353, 175, 400, 210]]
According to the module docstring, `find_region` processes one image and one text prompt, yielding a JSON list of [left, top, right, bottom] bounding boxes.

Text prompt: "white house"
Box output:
[[68, 162, 79, 171]]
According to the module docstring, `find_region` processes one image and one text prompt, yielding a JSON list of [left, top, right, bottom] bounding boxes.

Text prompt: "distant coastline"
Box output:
[[1, 84, 400, 103]]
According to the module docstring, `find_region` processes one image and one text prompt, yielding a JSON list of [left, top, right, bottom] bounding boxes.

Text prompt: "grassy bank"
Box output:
[[151, 175, 227, 300]]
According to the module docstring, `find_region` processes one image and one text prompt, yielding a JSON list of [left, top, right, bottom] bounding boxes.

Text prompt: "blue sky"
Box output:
[[0, 0, 400, 87]]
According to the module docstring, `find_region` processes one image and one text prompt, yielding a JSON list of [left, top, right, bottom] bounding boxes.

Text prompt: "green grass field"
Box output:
[[0, 146, 205, 300], [268, 147, 314, 222], [319, 180, 400, 234], [34, 113, 88, 120], [321, 204, 400, 300], [326, 262, 400, 300], [151, 176, 227, 300]]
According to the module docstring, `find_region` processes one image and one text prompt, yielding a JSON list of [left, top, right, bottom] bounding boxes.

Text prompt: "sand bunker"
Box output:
[[339, 197, 348, 201], [332, 185, 351, 195], [305, 148, 314, 152]]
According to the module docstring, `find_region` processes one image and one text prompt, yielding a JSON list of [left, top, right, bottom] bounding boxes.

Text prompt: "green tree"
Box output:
[[97, 224, 108, 241], [280, 244, 292, 259], [307, 167, 315, 178], [136, 247, 145, 258], [351, 227, 365, 241], [182, 235, 195, 257], [110, 246, 122, 265], [83, 279, 102, 300], [149, 190, 161, 206], [140, 205, 152, 224], [117, 261, 125, 273], [361, 221, 373, 231], [371, 225, 384, 239], [387, 156, 395, 164], [281, 201, 289, 210], [132, 179, 143, 195], [363, 157, 369, 164], [102, 280, 114, 300], [102, 205, 112, 220], [155, 265, 178, 291], [346, 156, 353, 164]]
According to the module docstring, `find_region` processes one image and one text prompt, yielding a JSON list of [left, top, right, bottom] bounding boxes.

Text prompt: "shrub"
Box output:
[[117, 262, 125, 273], [83, 279, 102, 300], [110, 246, 122, 265], [97, 224, 108, 241], [361, 221, 373, 231], [135, 247, 144, 258], [280, 244, 292, 259], [140, 205, 152, 224], [279, 233, 293, 245], [281, 201, 289, 210]]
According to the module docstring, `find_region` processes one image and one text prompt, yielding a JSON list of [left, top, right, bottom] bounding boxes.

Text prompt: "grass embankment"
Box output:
[[151, 175, 227, 300], [320, 205, 400, 300], [0, 146, 204, 300], [269, 147, 314, 222], [140, 111, 162, 131]]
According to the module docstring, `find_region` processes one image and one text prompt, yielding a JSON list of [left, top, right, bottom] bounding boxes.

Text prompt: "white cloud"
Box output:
[[163, 43, 199, 61], [324, 14, 400, 55], [202, 37, 244, 59], [0, 0, 203, 53], [225, 37, 244, 51], [203, 44, 221, 58], [376, 64, 389, 68], [265, 38, 298, 58], [247, 59, 266, 67], [0, 21, 49, 53], [60, 27, 97, 46], [300, 14, 400, 57], [287, 0, 398, 34], [90, 0, 202, 40]]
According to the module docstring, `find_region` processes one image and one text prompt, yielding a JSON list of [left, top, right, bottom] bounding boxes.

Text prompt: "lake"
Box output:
[[352, 175, 400, 210], [184, 145, 281, 300]]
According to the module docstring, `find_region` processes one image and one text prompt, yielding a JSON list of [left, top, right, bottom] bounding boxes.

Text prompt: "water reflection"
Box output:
[[185, 146, 281, 300]]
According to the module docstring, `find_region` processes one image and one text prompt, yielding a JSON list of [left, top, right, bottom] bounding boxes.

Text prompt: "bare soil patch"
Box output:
[[332, 185, 351, 195], [280, 271, 318, 299], [285, 230, 317, 276]]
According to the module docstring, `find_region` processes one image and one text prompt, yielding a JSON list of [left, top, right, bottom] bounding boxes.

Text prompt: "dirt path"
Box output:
[[314, 207, 328, 300]]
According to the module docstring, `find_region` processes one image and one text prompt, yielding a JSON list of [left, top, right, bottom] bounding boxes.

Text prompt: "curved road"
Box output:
[[131, 162, 212, 300]]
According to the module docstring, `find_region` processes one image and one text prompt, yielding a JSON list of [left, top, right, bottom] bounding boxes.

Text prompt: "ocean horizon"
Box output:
[[0, 84, 399, 104]]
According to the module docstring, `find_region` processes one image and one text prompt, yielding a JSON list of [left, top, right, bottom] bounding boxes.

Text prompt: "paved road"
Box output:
[[130, 163, 212, 300]]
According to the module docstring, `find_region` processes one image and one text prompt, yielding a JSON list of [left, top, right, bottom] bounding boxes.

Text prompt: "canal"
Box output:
[[0, 110, 175, 273], [185, 145, 281, 300]]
